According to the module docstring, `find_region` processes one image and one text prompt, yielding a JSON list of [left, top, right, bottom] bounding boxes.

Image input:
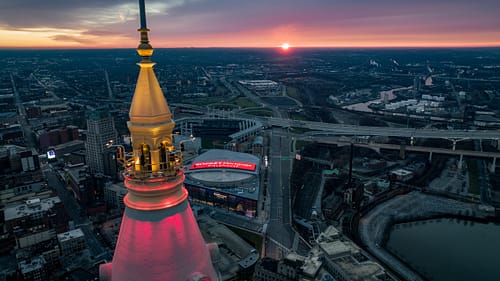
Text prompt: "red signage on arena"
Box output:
[[190, 161, 256, 171]]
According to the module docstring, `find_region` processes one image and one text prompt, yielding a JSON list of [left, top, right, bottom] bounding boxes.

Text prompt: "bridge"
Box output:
[[172, 103, 499, 144], [295, 136, 500, 173], [267, 117, 500, 141], [173, 109, 499, 172]]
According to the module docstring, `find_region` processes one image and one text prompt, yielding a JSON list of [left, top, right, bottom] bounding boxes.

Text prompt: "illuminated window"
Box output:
[[139, 143, 151, 171], [159, 141, 168, 170]]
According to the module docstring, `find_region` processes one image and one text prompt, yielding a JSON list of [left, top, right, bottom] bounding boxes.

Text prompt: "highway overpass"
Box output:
[[266, 117, 500, 140]]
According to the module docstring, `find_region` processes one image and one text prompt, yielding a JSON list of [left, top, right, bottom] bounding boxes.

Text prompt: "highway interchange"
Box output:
[[266, 117, 500, 140]]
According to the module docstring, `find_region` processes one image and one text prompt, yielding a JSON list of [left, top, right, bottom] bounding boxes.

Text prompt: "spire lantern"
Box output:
[[127, 0, 176, 181]]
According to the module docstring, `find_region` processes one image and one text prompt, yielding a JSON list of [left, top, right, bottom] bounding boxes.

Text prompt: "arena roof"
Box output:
[[187, 149, 260, 174], [185, 149, 261, 200]]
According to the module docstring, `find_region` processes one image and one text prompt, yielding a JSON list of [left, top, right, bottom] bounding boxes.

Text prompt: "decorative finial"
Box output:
[[137, 0, 153, 61]]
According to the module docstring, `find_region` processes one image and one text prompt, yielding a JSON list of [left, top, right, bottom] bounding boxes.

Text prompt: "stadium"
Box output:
[[184, 149, 261, 218]]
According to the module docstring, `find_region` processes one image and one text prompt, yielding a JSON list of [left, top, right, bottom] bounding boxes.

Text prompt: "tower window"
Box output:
[[159, 141, 168, 170], [138, 143, 151, 171]]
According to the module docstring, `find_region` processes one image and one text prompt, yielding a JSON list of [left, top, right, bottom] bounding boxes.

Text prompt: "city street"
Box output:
[[45, 169, 110, 260], [265, 128, 295, 259], [10, 73, 35, 148]]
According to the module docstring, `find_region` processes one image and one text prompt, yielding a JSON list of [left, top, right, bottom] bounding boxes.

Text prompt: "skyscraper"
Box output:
[[99, 1, 218, 280], [85, 109, 119, 174]]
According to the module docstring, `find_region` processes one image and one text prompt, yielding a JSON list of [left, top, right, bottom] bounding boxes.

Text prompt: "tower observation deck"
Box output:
[[99, 1, 218, 280]]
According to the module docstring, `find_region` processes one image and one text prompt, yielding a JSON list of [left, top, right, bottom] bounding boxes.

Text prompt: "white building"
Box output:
[[238, 80, 280, 95], [19, 256, 47, 281], [57, 228, 86, 256], [84, 109, 119, 174]]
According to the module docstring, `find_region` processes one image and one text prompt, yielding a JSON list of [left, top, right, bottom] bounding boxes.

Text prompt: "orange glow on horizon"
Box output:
[[0, 28, 133, 49], [1, 27, 499, 49], [280, 42, 290, 50]]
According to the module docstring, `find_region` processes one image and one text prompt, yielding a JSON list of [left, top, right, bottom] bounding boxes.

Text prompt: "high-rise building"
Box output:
[[99, 1, 218, 280], [84, 109, 118, 174]]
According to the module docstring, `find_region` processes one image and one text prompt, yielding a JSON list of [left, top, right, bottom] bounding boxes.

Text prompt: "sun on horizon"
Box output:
[[280, 42, 290, 50]]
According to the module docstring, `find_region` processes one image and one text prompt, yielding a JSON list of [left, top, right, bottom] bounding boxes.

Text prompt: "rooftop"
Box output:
[[19, 256, 46, 274], [315, 226, 395, 281], [391, 168, 413, 176], [0, 144, 32, 159], [57, 228, 85, 243], [188, 149, 260, 173], [4, 196, 61, 221], [319, 240, 353, 258], [185, 149, 260, 200]]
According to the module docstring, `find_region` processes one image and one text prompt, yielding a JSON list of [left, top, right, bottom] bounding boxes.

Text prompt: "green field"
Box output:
[[295, 140, 311, 151], [290, 126, 315, 134], [181, 96, 229, 105], [289, 112, 309, 121], [227, 96, 259, 108], [242, 108, 273, 117], [179, 93, 258, 108], [286, 86, 301, 100]]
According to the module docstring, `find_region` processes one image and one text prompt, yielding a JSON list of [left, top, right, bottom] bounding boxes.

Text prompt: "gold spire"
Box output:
[[129, 0, 171, 124], [128, 64, 172, 124], [127, 0, 178, 180]]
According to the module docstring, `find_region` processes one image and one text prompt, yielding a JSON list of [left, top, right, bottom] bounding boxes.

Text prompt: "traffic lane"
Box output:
[[45, 169, 106, 256], [46, 171, 85, 223]]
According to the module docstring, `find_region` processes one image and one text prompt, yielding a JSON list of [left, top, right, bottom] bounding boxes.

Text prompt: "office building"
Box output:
[[84, 108, 118, 174]]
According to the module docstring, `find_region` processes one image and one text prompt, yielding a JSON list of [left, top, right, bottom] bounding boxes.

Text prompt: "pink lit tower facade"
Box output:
[[99, 1, 218, 280]]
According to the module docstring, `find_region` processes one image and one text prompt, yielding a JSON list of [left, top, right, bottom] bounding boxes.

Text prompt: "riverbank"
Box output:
[[358, 191, 495, 281], [386, 217, 500, 281]]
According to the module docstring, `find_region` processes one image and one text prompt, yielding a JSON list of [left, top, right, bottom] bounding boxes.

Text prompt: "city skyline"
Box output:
[[1, 0, 500, 49]]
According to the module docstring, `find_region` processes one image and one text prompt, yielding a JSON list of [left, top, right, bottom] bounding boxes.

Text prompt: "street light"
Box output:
[[106, 140, 130, 167], [178, 134, 196, 152]]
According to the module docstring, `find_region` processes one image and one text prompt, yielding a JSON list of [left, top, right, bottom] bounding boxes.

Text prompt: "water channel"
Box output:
[[386, 218, 500, 281]]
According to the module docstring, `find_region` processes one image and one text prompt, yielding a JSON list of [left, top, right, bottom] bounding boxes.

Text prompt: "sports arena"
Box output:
[[184, 149, 260, 218]]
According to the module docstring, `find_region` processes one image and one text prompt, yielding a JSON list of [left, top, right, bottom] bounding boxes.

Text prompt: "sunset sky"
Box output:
[[1, 0, 499, 49]]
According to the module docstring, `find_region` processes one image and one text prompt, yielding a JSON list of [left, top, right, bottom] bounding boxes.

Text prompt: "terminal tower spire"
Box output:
[[99, 1, 218, 280]]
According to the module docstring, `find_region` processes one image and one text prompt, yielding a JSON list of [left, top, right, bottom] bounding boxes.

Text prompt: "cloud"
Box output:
[[0, 0, 189, 30], [82, 30, 128, 37], [51, 34, 95, 45], [1, 0, 499, 47]]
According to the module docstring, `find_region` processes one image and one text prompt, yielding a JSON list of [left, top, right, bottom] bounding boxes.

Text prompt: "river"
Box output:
[[386, 218, 500, 281]]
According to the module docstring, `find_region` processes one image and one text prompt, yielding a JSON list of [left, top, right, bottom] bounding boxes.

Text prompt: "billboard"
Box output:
[[190, 161, 256, 171], [47, 149, 56, 160]]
